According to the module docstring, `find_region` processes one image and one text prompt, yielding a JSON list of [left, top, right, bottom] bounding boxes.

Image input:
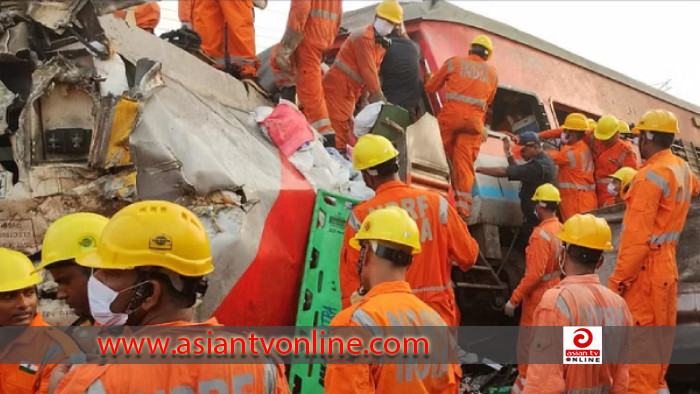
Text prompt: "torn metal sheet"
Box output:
[[0, 21, 31, 62], [27, 0, 88, 33], [0, 80, 16, 132]]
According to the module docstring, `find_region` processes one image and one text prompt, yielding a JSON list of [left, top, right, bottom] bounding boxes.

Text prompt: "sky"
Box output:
[[154, 1, 700, 107]]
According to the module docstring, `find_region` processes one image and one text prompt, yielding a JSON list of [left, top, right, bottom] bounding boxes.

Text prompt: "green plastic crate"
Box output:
[[485, 386, 513, 394], [289, 190, 359, 394]]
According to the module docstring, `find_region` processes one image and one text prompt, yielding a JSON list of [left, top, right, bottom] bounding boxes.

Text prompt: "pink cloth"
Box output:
[[261, 103, 315, 157]]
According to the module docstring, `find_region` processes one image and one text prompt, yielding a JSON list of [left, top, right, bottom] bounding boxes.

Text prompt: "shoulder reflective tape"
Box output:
[[348, 212, 362, 232], [351, 308, 383, 337], [555, 295, 574, 325], [447, 58, 455, 73], [558, 182, 596, 191], [646, 170, 670, 198], [538, 229, 552, 242], [86, 379, 108, 394], [309, 9, 340, 21], [540, 271, 561, 282], [566, 150, 577, 168], [264, 363, 277, 394], [412, 285, 450, 294], [565, 386, 612, 394], [445, 93, 486, 109], [333, 59, 364, 85], [439, 196, 448, 225], [650, 231, 681, 245]]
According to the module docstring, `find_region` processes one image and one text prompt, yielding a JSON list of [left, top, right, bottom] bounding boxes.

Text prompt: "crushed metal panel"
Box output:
[[27, 0, 88, 33], [103, 97, 138, 168], [0, 219, 37, 250], [0, 80, 17, 132], [0, 22, 31, 62], [406, 113, 450, 180], [29, 164, 98, 198], [93, 0, 147, 16]]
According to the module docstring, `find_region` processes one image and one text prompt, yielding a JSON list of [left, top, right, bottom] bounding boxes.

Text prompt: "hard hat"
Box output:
[[561, 113, 589, 131], [618, 120, 632, 134], [350, 206, 421, 254], [471, 35, 494, 60], [587, 118, 597, 131], [612, 167, 638, 199], [636, 109, 679, 134], [353, 134, 399, 171], [531, 183, 561, 202], [76, 201, 213, 277], [0, 248, 42, 292], [36, 213, 109, 272], [593, 115, 620, 141], [557, 214, 614, 251], [375, 0, 403, 25]]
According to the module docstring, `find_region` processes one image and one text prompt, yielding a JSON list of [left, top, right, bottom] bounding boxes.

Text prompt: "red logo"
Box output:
[[573, 328, 593, 348]]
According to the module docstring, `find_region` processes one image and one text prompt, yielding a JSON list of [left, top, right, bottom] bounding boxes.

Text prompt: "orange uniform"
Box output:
[[270, 0, 342, 135], [523, 275, 633, 394], [424, 54, 498, 217], [193, 0, 259, 78], [323, 25, 386, 150], [324, 281, 459, 394], [55, 318, 290, 394], [591, 139, 639, 207], [178, 0, 195, 24], [0, 313, 64, 394], [548, 139, 597, 220], [339, 181, 479, 326], [608, 149, 700, 394], [113, 2, 161, 32]]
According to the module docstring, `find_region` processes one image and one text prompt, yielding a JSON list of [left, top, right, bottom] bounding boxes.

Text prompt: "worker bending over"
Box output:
[[524, 214, 632, 394], [547, 113, 597, 219], [505, 183, 563, 394], [271, 0, 342, 136], [53, 201, 289, 394], [590, 115, 639, 207], [607, 167, 637, 206], [113, 2, 160, 34], [608, 110, 700, 394], [323, 0, 403, 151], [339, 134, 479, 327], [425, 35, 498, 218], [33, 213, 108, 326], [325, 207, 459, 393]]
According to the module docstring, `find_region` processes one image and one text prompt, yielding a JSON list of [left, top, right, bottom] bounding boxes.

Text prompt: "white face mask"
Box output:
[[88, 276, 146, 326], [633, 137, 640, 146], [560, 132, 569, 145], [374, 18, 395, 37], [607, 183, 619, 197]]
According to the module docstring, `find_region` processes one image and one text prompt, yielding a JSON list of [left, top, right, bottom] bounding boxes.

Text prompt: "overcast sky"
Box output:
[[155, 1, 700, 107]]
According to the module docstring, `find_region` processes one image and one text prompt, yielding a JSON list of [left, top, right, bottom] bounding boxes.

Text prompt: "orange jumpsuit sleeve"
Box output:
[[339, 213, 362, 308], [509, 234, 549, 306], [621, 145, 639, 170], [286, 0, 312, 34], [547, 145, 573, 166], [538, 128, 563, 140], [486, 72, 498, 106], [424, 57, 451, 94], [607, 175, 661, 292], [521, 305, 568, 394], [272, 363, 291, 394], [353, 35, 383, 95], [446, 200, 479, 271], [178, 0, 194, 23]]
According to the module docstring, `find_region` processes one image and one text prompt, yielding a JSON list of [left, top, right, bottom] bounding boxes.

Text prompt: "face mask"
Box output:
[[374, 18, 395, 37], [607, 183, 618, 197], [560, 132, 569, 145], [88, 276, 146, 326], [633, 137, 640, 146]]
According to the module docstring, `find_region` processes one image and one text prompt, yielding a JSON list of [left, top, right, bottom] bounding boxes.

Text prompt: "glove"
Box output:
[[275, 29, 304, 73], [252, 0, 268, 9], [481, 127, 489, 143], [350, 291, 365, 304], [367, 91, 387, 104], [504, 301, 516, 317]]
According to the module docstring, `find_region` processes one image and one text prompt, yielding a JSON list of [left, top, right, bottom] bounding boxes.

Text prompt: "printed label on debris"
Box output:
[[0, 219, 37, 249]]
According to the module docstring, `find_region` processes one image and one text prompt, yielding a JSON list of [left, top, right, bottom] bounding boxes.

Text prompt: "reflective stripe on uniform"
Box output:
[[512, 383, 523, 394], [351, 308, 382, 337], [264, 363, 277, 394], [657, 389, 671, 394], [596, 178, 613, 184], [445, 92, 486, 109], [439, 196, 448, 225], [309, 9, 340, 21], [455, 190, 472, 199], [538, 229, 551, 242], [559, 182, 596, 191], [311, 118, 331, 130], [565, 386, 611, 394], [213, 56, 257, 67], [540, 271, 561, 282], [447, 58, 454, 73], [646, 170, 670, 198], [412, 285, 450, 294], [348, 212, 361, 232], [556, 295, 574, 325], [86, 379, 108, 394], [650, 231, 681, 245], [333, 59, 364, 85], [566, 150, 577, 168], [617, 151, 628, 166]]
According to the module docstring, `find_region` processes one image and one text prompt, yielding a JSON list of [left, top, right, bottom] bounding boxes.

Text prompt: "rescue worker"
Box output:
[[618, 120, 643, 168], [591, 115, 639, 207], [325, 207, 459, 393], [270, 0, 342, 131], [178, 0, 194, 29], [323, 0, 403, 151], [523, 214, 633, 394], [192, 0, 260, 80], [33, 213, 108, 326], [608, 110, 700, 394], [548, 113, 597, 219], [424, 35, 498, 218], [0, 248, 65, 394], [379, 25, 423, 121], [476, 132, 556, 249], [113, 2, 160, 34], [339, 134, 479, 327], [52, 201, 290, 394], [608, 167, 637, 206], [505, 183, 563, 394]]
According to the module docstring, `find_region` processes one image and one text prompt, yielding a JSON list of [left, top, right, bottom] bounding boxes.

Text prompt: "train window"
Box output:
[[488, 87, 550, 135], [551, 102, 600, 126]]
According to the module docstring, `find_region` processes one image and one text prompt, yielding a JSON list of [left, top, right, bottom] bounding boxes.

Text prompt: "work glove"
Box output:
[[275, 29, 304, 73], [367, 91, 387, 104], [504, 301, 516, 317], [350, 291, 365, 304]]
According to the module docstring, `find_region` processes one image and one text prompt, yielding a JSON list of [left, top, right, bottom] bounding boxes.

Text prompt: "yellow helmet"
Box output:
[[36, 213, 109, 272], [594, 114, 620, 141], [375, 0, 403, 25], [587, 118, 597, 131], [471, 35, 494, 60], [353, 134, 399, 171], [350, 206, 421, 254], [557, 214, 613, 251], [76, 201, 213, 277], [636, 109, 679, 134], [531, 183, 561, 202], [612, 167, 638, 199], [618, 120, 632, 134], [0, 248, 42, 292], [561, 113, 589, 131]]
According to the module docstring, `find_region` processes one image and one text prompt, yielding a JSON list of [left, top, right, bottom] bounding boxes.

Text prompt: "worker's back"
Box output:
[[379, 36, 422, 113]]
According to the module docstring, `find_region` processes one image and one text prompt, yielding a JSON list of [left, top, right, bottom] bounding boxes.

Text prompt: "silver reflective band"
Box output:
[[447, 58, 455, 73], [86, 379, 108, 394], [454, 190, 472, 199], [351, 308, 383, 337], [556, 295, 574, 325], [311, 118, 331, 129], [445, 92, 486, 109], [541, 271, 561, 282], [412, 285, 450, 294], [567, 150, 577, 168], [264, 363, 277, 394], [439, 196, 449, 225], [565, 386, 611, 394], [650, 231, 681, 245], [333, 59, 364, 85], [618, 151, 628, 166], [348, 212, 362, 232], [596, 178, 613, 184], [558, 182, 596, 191], [512, 383, 523, 394], [538, 229, 552, 242], [646, 170, 670, 198], [309, 9, 340, 21], [658, 389, 671, 394]]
